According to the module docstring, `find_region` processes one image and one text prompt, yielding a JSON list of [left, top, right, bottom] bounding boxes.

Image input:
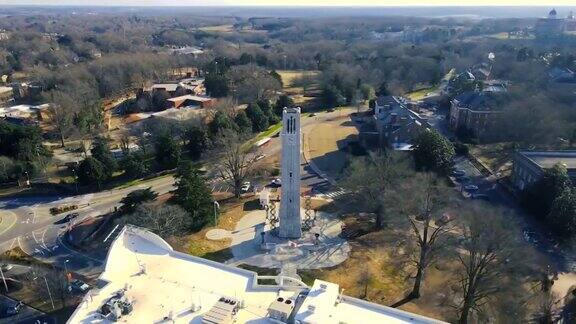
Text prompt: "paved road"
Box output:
[[0, 109, 344, 279], [0, 175, 177, 277]]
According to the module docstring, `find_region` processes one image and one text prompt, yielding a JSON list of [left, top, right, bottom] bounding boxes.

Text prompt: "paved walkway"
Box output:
[[216, 207, 350, 270]]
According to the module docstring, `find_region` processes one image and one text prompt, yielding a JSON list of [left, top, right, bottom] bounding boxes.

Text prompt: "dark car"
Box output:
[[471, 193, 490, 201], [3, 301, 23, 317], [64, 213, 79, 222]]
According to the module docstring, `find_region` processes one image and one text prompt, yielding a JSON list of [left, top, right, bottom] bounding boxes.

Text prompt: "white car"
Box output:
[[0, 264, 13, 272], [241, 182, 251, 192], [271, 178, 281, 186]]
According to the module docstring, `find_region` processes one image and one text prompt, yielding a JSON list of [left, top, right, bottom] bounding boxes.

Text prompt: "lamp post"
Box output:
[[213, 201, 220, 226], [72, 168, 78, 194], [24, 171, 30, 187], [34, 276, 55, 310]]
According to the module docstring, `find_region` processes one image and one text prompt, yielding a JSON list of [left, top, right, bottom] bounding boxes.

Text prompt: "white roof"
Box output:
[[0, 86, 12, 94], [67, 226, 446, 324], [152, 83, 179, 92], [167, 94, 213, 103]]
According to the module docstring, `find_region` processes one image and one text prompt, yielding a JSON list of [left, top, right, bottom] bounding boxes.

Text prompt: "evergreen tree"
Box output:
[[91, 136, 116, 177], [120, 187, 158, 213], [154, 132, 181, 170], [185, 125, 209, 160], [77, 157, 108, 189], [120, 153, 150, 179], [208, 111, 235, 136], [274, 95, 295, 117], [246, 103, 269, 132], [174, 162, 214, 229], [234, 110, 253, 134], [258, 99, 279, 124], [412, 130, 455, 174], [269, 70, 283, 87]]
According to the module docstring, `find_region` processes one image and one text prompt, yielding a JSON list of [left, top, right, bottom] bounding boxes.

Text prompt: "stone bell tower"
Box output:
[[278, 107, 302, 239]]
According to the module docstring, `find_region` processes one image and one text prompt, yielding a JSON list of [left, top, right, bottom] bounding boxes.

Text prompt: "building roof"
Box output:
[[67, 225, 446, 324], [518, 151, 576, 170], [0, 86, 12, 95], [453, 91, 504, 112], [375, 95, 404, 108], [152, 83, 180, 92], [167, 94, 213, 103]]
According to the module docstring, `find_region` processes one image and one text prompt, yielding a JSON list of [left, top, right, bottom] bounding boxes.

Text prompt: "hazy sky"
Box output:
[[0, 0, 574, 6]]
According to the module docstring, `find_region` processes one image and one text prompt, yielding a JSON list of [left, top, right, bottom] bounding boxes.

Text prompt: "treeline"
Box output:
[[0, 121, 51, 183], [74, 94, 293, 190]]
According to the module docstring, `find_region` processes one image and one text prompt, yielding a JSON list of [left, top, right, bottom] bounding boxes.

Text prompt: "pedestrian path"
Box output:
[[319, 189, 348, 200]]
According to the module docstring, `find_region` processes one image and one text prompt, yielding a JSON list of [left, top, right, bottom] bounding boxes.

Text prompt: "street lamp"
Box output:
[[72, 168, 78, 194], [24, 171, 30, 187], [213, 201, 220, 226], [33, 276, 55, 310]]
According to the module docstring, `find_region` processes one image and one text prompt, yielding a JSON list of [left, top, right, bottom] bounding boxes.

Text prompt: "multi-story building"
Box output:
[[373, 96, 430, 150], [512, 151, 576, 191], [449, 91, 505, 141], [67, 225, 446, 324]]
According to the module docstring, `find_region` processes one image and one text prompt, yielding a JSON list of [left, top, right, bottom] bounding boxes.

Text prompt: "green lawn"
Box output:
[[405, 85, 439, 101]]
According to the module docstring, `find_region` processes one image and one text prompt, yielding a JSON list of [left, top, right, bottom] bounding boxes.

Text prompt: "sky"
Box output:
[[0, 0, 574, 6]]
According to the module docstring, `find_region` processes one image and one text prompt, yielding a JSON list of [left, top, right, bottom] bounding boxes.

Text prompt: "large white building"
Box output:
[[67, 225, 446, 324]]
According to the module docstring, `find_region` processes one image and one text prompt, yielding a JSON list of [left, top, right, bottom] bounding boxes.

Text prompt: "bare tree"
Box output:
[[455, 204, 534, 324], [216, 130, 254, 198], [341, 152, 411, 230], [44, 90, 77, 147], [392, 173, 455, 301], [122, 204, 189, 238]]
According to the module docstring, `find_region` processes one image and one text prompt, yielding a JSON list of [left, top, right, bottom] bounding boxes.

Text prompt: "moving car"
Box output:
[[271, 178, 281, 186], [64, 212, 80, 222], [452, 170, 466, 178]]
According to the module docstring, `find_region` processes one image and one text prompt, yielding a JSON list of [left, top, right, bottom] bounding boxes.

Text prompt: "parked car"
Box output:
[[523, 229, 539, 245], [4, 301, 23, 316], [471, 193, 490, 201], [464, 184, 479, 192], [452, 170, 466, 178], [0, 264, 12, 272], [70, 279, 90, 292], [271, 178, 282, 186], [254, 154, 266, 162], [241, 182, 251, 192]]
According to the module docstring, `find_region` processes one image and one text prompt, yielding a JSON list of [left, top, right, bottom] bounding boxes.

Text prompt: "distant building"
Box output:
[[0, 104, 50, 126], [373, 96, 429, 149], [167, 94, 215, 109], [67, 225, 446, 323], [0, 86, 12, 104], [449, 91, 505, 141], [535, 9, 576, 36], [512, 151, 576, 190]]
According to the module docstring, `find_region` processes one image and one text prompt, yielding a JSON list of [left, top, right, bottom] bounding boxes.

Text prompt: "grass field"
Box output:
[[198, 24, 235, 33], [405, 86, 439, 101]]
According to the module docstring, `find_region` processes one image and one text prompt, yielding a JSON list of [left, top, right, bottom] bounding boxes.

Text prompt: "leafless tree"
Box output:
[[341, 152, 412, 230], [392, 173, 455, 301], [455, 204, 534, 324], [215, 130, 254, 198], [44, 90, 77, 147], [122, 204, 189, 238]]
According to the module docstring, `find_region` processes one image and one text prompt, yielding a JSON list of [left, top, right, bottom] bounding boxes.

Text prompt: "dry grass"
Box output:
[[469, 142, 515, 175], [172, 196, 253, 262], [198, 24, 235, 33]]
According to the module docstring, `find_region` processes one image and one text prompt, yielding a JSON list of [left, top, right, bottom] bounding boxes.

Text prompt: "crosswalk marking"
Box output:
[[321, 189, 347, 199]]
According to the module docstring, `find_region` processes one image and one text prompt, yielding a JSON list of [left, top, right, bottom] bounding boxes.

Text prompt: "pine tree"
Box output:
[[174, 162, 214, 230]]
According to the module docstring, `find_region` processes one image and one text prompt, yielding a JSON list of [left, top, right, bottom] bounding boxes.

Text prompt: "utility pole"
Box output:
[[0, 266, 8, 292]]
